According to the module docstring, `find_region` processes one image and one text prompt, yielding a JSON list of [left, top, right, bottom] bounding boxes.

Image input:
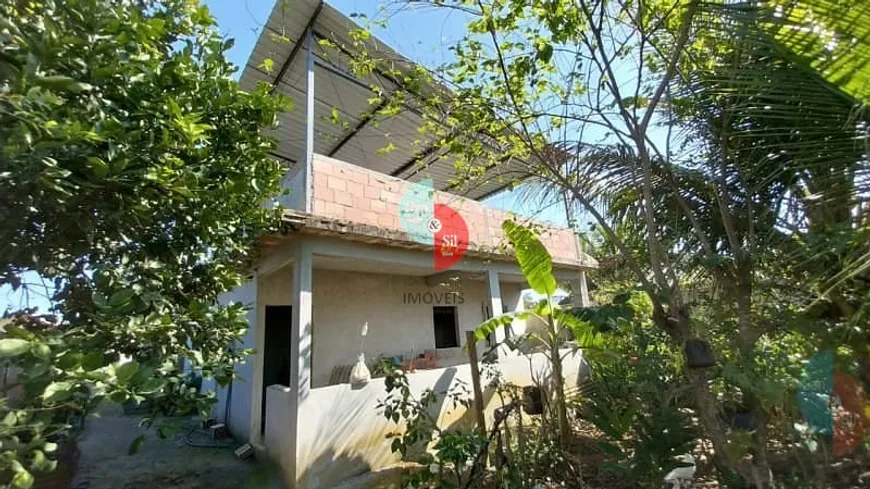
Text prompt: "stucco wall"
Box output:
[[309, 154, 585, 266], [214, 279, 258, 442], [311, 269, 500, 388], [266, 350, 587, 489], [212, 266, 525, 439], [279, 165, 307, 211]]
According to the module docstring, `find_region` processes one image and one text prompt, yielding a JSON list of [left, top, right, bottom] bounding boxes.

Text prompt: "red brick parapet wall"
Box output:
[[309, 154, 593, 268]]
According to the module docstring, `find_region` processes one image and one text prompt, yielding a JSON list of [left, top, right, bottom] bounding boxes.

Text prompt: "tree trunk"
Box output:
[[550, 335, 570, 446], [660, 311, 772, 488], [734, 276, 773, 487]]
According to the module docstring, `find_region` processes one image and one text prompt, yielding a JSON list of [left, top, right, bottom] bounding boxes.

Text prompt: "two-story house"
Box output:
[[207, 1, 597, 488]]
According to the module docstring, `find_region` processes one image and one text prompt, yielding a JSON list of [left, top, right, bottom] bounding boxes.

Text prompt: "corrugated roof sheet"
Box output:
[[238, 0, 530, 201]]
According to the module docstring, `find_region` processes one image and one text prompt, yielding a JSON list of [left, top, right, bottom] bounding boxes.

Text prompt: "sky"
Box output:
[[202, 0, 574, 225], [0, 0, 579, 315]]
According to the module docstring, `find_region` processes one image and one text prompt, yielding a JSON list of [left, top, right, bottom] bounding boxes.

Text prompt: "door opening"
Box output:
[[262, 305, 292, 435]]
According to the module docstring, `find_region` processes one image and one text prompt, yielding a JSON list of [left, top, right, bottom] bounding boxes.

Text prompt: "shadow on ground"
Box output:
[[73, 405, 282, 489]]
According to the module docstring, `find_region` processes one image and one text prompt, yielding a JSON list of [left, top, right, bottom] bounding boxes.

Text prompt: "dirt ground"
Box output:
[[72, 405, 283, 489]]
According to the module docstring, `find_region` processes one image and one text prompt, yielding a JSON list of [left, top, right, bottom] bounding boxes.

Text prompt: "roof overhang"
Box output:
[[238, 0, 532, 201], [255, 210, 596, 273]]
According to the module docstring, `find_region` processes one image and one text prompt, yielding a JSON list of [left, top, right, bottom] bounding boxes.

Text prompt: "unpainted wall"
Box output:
[[309, 269, 524, 387], [309, 154, 585, 266]]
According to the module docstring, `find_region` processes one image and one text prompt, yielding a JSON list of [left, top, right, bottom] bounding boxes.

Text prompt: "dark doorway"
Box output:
[[433, 306, 459, 348], [262, 305, 292, 435]]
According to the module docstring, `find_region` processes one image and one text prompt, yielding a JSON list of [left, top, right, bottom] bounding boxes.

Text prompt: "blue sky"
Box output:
[[202, 0, 573, 225], [0, 0, 579, 315]]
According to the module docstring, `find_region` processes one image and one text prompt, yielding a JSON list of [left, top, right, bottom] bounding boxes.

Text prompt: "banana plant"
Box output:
[[473, 220, 601, 445]]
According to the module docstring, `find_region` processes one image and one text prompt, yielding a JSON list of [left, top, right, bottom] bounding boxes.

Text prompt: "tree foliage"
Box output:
[[476, 220, 600, 449], [333, 0, 869, 486], [0, 0, 288, 485]]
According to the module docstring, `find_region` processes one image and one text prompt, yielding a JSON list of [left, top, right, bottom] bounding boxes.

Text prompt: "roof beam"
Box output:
[[269, 151, 298, 165], [328, 96, 391, 157], [389, 141, 441, 177], [269, 1, 324, 93]]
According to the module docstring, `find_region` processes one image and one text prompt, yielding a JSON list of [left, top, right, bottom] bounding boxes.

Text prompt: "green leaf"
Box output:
[[87, 157, 110, 178], [376, 141, 396, 155], [472, 313, 516, 341], [128, 435, 145, 455], [33, 75, 92, 93], [42, 381, 73, 403], [0, 339, 31, 358], [537, 42, 553, 63], [11, 469, 33, 489], [115, 361, 139, 384], [30, 450, 49, 471], [259, 58, 274, 74], [109, 289, 135, 307], [56, 352, 82, 370], [3, 411, 17, 426], [92, 291, 109, 309], [554, 309, 602, 348], [139, 378, 165, 394], [502, 220, 557, 296], [81, 352, 104, 371], [31, 343, 50, 360], [769, 0, 870, 104]]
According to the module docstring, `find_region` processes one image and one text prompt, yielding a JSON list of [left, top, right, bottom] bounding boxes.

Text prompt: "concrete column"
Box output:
[[248, 271, 264, 445], [486, 269, 507, 349], [570, 271, 591, 307], [289, 243, 312, 485], [291, 243, 313, 401], [579, 270, 590, 307]]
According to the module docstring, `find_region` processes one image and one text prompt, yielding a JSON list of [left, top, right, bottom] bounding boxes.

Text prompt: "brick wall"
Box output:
[[310, 154, 583, 266]]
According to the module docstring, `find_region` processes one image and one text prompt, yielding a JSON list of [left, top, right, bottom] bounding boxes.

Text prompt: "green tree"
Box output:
[[0, 0, 288, 486], [330, 0, 869, 485], [475, 220, 600, 448]]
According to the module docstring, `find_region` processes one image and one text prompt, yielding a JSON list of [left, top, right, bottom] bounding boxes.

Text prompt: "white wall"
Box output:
[[211, 262, 528, 444], [214, 279, 258, 442], [266, 350, 587, 489], [279, 165, 307, 211]]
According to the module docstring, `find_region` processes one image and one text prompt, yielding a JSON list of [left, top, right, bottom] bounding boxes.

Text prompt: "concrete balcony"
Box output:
[[279, 154, 594, 269]]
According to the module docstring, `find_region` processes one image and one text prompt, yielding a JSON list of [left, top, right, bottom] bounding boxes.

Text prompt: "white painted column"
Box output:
[[578, 270, 590, 307], [486, 269, 507, 353], [291, 243, 313, 401], [303, 28, 315, 213], [289, 242, 313, 485], [568, 273, 591, 308], [247, 271, 265, 445]]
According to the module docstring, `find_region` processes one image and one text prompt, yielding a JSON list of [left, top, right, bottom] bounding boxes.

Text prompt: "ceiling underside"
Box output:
[[312, 255, 528, 282], [238, 0, 532, 201]]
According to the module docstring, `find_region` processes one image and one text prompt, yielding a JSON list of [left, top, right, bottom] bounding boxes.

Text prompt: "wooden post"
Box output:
[[465, 331, 487, 432]]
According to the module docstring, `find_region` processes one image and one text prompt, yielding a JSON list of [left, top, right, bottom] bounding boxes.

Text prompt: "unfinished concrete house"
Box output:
[[206, 1, 597, 488]]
